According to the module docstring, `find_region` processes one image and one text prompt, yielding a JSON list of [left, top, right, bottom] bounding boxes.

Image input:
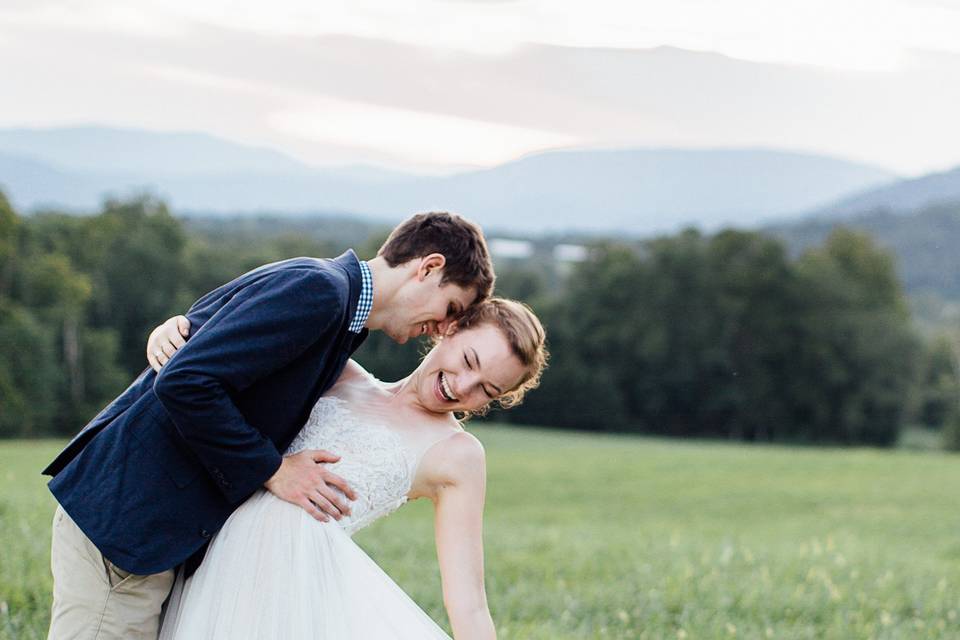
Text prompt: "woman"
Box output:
[[148, 298, 547, 640]]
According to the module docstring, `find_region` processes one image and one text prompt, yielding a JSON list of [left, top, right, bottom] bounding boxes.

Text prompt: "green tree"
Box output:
[[943, 413, 960, 451], [791, 229, 918, 445], [509, 242, 640, 431], [700, 230, 800, 440], [514, 227, 918, 446], [0, 190, 18, 297], [911, 336, 960, 429], [20, 253, 92, 424], [0, 301, 57, 437], [86, 196, 188, 374]]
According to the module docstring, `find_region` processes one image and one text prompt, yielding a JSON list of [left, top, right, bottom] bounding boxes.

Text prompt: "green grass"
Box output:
[[2, 429, 959, 639]]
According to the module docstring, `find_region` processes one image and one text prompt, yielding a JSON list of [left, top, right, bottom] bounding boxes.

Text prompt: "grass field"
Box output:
[[2, 427, 959, 639]]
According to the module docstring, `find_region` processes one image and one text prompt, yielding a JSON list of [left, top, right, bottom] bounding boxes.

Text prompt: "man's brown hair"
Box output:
[[378, 211, 495, 303]]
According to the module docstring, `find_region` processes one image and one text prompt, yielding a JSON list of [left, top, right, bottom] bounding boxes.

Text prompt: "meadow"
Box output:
[[1, 427, 958, 639]]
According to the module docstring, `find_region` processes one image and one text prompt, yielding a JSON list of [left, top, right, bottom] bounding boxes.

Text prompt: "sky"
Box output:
[[2, 0, 960, 175]]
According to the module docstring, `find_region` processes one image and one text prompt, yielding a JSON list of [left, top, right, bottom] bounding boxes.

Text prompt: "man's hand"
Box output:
[[264, 450, 358, 522], [147, 315, 191, 372]]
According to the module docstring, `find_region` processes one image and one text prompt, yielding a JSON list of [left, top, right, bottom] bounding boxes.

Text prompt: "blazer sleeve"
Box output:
[[153, 267, 345, 504]]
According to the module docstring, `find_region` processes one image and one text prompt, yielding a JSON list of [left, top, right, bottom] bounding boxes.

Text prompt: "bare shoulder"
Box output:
[[438, 430, 486, 466], [329, 359, 376, 394], [340, 359, 370, 382], [421, 430, 487, 493], [443, 430, 485, 464]]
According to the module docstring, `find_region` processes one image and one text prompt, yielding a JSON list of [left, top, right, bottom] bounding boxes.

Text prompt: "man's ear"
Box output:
[[417, 253, 447, 281]]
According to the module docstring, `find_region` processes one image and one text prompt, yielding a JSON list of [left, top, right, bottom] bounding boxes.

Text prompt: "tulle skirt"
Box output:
[[158, 490, 451, 639]]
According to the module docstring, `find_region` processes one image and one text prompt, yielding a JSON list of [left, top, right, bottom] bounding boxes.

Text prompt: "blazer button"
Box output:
[[200, 528, 211, 539]]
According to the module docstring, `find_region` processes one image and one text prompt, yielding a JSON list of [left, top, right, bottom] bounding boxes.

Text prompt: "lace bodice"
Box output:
[[284, 397, 417, 535]]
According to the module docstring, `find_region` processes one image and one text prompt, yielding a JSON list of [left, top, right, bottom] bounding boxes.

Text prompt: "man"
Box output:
[[42, 211, 495, 640]]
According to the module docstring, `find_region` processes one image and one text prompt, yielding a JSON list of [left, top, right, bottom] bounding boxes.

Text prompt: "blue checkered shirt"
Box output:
[[348, 259, 373, 333]]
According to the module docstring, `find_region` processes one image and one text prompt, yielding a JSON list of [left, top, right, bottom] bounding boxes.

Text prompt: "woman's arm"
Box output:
[[425, 431, 496, 640]]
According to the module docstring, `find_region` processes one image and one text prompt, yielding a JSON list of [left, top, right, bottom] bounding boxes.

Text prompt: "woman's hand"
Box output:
[[147, 315, 191, 372]]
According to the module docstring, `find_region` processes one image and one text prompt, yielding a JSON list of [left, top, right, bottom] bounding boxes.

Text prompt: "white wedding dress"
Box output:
[[159, 397, 454, 639]]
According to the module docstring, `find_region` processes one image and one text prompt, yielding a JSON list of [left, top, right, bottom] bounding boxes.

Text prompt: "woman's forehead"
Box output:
[[458, 323, 507, 351]]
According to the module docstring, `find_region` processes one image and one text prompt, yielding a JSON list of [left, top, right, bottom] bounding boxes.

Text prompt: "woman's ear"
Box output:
[[444, 320, 460, 336]]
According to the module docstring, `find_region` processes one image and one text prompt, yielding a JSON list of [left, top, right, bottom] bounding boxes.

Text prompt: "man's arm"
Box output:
[[153, 267, 344, 505], [145, 308, 358, 520]]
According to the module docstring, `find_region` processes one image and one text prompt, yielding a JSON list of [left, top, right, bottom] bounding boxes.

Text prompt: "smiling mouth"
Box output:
[[438, 372, 458, 402]]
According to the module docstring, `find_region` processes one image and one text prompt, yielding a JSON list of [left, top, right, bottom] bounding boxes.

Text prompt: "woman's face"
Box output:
[[413, 323, 527, 414]]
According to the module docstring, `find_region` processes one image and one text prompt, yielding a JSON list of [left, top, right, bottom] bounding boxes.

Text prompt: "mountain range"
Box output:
[[0, 126, 901, 235], [5, 126, 960, 319], [806, 165, 960, 219]]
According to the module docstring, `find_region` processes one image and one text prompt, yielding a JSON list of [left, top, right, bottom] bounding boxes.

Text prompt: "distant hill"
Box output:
[[391, 148, 896, 234], [0, 126, 313, 175], [808, 165, 960, 218], [766, 201, 960, 302], [0, 127, 896, 234], [769, 160, 960, 305]]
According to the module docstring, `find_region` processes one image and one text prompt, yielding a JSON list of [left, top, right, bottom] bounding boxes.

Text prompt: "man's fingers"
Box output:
[[311, 490, 343, 519], [300, 498, 329, 522], [176, 315, 191, 339], [316, 485, 351, 517], [310, 449, 341, 464], [321, 472, 357, 502], [156, 351, 169, 367]]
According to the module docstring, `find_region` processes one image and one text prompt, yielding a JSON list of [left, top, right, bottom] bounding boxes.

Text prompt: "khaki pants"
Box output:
[[48, 505, 175, 640]]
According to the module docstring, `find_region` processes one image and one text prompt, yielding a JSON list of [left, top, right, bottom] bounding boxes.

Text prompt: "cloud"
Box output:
[[2, 15, 960, 173], [7, 0, 960, 71], [0, 0, 184, 37], [149, 61, 580, 164], [266, 99, 579, 166]]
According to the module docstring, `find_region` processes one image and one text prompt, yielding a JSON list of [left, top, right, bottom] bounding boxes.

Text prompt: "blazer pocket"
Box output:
[[157, 424, 203, 489], [132, 407, 203, 489]]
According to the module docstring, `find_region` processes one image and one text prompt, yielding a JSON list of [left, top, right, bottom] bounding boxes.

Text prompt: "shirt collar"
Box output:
[[348, 259, 373, 333]]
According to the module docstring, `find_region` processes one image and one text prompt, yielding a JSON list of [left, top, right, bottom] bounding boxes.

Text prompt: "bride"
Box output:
[[146, 298, 547, 640]]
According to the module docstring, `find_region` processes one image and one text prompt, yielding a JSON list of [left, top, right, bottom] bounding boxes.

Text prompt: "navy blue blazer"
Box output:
[[43, 250, 368, 575]]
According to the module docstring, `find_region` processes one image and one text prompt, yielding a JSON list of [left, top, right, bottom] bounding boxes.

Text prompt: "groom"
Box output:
[[42, 211, 495, 640]]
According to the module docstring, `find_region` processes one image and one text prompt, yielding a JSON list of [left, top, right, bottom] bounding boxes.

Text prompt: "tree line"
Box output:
[[1, 191, 958, 448]]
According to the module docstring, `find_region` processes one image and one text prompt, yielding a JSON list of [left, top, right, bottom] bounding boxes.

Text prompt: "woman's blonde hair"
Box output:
[[448, 297, 548, 416]]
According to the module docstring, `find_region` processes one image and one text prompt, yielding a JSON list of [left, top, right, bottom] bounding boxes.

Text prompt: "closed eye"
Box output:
[[464, 351, 494, 398]]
